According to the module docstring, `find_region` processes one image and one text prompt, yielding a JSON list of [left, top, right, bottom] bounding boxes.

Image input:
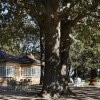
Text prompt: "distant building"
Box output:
[[0, 51, 40, 86]]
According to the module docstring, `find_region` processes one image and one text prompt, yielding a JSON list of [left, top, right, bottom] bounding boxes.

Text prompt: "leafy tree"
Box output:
[[17, 0, 100, 97], [1, 0, 100, 98], [69, 20, 100, 79], [70, 40, 99, 79], [0, 1, 40, 56]]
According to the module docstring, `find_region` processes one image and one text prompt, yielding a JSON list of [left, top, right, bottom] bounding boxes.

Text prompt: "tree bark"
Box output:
[[40, 27, 45, 85], [59, 20, 73, 95], [90, 68, 97, 79], [60, 21, 72, 73], [41, 17, 61, 96], [40, 8, 73, 99], [40, 1, 74, 98]]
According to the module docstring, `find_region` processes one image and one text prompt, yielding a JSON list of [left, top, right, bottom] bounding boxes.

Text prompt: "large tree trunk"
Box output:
[[40, 27, 45, 85], [41, 20, 73, 97], [40, 1, 75, 98], [40, 3, 73, 98], [59, 21, 73, 95], [60, 21, 72, 75], [40, 1, 62, 97], [42, 18, 61, 96]]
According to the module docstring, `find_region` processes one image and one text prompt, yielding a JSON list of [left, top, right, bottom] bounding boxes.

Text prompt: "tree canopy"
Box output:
[[0, 0, 100, 98], [0, 1, 40, 56]]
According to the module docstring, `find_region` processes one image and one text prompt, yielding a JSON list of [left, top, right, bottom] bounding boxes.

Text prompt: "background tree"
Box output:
[[0, 1, 40, 57], [69, 17, 100, 79]]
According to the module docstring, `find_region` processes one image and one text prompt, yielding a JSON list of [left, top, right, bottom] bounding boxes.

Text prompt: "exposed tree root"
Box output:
[[38, 86, 76, 99]]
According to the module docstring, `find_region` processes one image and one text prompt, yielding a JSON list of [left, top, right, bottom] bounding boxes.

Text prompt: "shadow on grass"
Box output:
[[0, 85, 43, 100], [0, 85, 100, 100], [67, 86, 100, 100]]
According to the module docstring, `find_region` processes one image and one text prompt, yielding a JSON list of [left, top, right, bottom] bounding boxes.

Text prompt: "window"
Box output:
[[32, 68, 40, 77], [0, 66, 15, 77], [0, 67, 6, 77], [22, 67, 31, 76], [6, 66, 15, 77], [22, 67, 40, 77]]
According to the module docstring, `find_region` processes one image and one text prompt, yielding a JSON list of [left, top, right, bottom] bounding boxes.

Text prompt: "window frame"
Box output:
[[0, 66, 15, 77], [22, 67, 40, 78]]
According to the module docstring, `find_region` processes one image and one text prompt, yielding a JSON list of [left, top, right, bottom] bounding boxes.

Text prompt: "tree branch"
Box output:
[[60, 0, 80, 18]]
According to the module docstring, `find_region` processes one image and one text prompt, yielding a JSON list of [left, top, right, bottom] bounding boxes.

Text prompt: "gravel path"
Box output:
[[0, 86, 100, 100]]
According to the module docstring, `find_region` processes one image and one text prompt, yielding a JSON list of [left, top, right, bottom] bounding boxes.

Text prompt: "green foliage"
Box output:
[[69, 12, 100, 71], [0, 6, 40, 56], [70, 36, 100, 70]]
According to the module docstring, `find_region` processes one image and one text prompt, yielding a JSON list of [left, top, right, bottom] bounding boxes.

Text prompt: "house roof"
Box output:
[[18, 55, 34, 64], [0, 51, 40, 65], [18, 54, 40, 64], [0, 51, 19, 63], [0, 51, 7, 62]]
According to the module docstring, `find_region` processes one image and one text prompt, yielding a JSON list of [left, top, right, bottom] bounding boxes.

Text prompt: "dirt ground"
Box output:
[[0, 86, 100, 100], [66, 86, 100, 100]]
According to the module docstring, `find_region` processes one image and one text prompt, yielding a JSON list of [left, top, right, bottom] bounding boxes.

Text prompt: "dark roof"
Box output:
[[0, 51, 40, 65], [18, 55, 34, 64], [0, 51, 7, 62], [18, 54, 40, 64], [7, 55, 19, 63], [0, 51, 19, 63]]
